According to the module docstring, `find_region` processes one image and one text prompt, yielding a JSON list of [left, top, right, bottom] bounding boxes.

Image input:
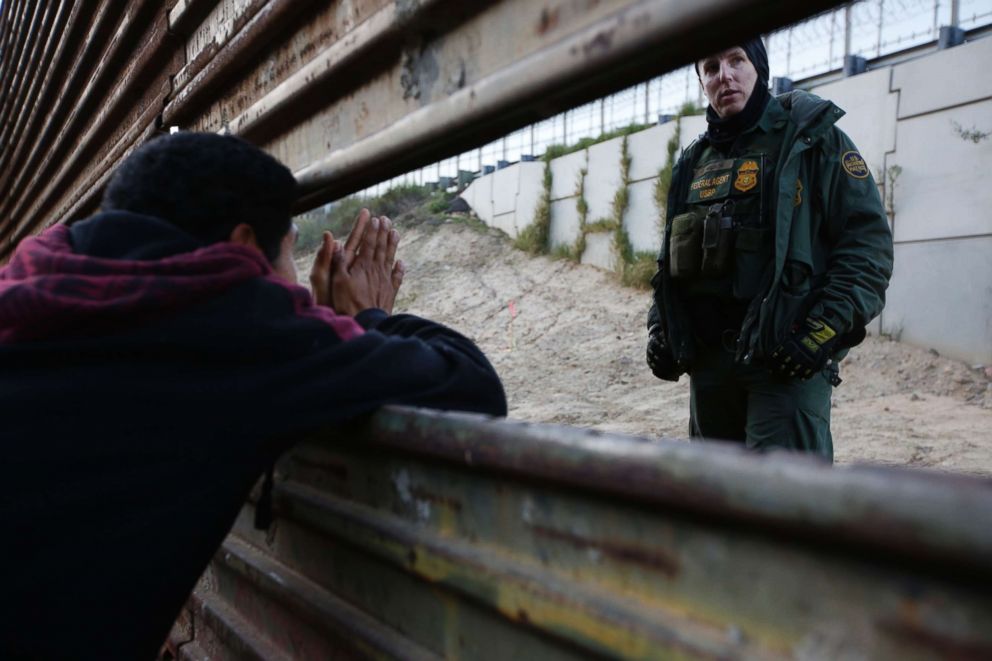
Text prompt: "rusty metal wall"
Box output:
[[165, 407, 992, 659], [0, 0, 847, 262]]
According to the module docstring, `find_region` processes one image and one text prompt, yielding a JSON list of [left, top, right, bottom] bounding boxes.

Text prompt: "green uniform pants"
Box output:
[[688, 345, 834, 461]]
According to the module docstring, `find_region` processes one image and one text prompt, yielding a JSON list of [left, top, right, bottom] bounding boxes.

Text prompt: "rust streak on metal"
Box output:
[[163, 0, 317, 129], [537, 6, 560, 35], [170, 0, 270, 93], [529, 524, 680, 577]]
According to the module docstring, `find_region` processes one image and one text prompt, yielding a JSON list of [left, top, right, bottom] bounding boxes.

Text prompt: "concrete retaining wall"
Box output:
[[458, 37, 992, 365]]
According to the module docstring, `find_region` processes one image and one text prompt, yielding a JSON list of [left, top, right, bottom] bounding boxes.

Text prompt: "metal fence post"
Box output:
[[877, 0, 884, 57], [786, 26, 793, 75], [643, 81, 649, 125], [844, 2, 852, 59]]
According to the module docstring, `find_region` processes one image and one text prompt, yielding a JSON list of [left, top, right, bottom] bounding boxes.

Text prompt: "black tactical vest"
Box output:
[[669, 125, 786, 344]]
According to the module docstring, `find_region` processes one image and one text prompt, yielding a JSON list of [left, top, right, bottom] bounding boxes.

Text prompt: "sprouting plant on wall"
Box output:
[[654, 119, 682, 234], [951, 120, 990, 144], [571, 167, 589, 261], [884, 164, 902, 220], [514, 111, 692, 282], [514, 158, 553, 255]]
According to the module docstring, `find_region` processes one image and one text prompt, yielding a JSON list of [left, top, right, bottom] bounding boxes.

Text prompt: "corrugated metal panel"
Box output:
[[164, 407, 992, 659], [0, 0, 846, 259]]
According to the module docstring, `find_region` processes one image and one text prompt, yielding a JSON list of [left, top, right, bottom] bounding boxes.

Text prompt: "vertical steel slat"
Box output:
[[15, 9, 181, 233], [2, 0, 162, 239], [0, 1, 124, 223], [0, 0, 24, 149], [0, 0, 32, 139], [0, 2, 93, 195], [0, 2, 67, 172], [0, 1, 43, 136], [0, 0, 29, 87], [0, 1, 48, 136]]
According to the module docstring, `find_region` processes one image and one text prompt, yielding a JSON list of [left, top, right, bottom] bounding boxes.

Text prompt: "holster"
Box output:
[[700, 201, 735, 276]]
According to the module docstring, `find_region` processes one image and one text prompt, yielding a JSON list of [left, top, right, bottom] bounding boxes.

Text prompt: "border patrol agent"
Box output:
[[646, 38, 893, 460]]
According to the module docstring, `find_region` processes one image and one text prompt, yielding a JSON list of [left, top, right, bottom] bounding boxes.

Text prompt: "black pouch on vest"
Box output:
[[669, 208, 705, 278], [700, 200, 735, 276]]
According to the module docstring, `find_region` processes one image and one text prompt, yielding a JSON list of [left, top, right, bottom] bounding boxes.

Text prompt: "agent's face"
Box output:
[[698, 47, 758, 119], [272, 223, 299, 284]]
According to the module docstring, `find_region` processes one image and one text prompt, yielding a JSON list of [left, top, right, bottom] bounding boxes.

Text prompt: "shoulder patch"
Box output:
[[841, 151, 869, 179]]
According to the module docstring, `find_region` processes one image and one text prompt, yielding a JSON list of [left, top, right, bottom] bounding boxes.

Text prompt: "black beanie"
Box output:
[[695, 37, 769, 86]]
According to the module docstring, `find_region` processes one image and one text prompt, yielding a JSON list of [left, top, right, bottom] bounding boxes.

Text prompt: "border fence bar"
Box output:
[[285, 0, 846, 210], [167, 407, 992, 659], [0, 0, 846, 258]]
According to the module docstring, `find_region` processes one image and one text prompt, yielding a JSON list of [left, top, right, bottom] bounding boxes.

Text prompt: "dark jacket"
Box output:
[[0, 211, 506, 660], [650, 91, 894, 372]]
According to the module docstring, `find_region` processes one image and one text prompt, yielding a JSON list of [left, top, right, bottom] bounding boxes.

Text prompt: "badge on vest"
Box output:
[[841, 151, 869, 179], [734, 160, 759, 192]]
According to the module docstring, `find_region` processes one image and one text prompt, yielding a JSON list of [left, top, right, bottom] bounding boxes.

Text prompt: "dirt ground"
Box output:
[[301, 217, 992, 476]]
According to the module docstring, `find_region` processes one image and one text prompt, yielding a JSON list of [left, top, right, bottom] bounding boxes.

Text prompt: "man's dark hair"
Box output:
[[101, 132, 297, 262]]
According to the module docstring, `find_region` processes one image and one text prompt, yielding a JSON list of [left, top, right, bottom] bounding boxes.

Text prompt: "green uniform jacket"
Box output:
[[649, 91, 894, 373]]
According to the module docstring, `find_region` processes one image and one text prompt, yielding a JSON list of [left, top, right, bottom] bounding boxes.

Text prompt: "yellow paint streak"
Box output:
[[494, 583, 662, 659], [369, 534, 797, 659]]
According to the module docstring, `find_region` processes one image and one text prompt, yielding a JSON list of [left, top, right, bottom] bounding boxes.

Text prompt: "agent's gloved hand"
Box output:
[[769, 316, 840, 380], [647, 324, 682, 381]]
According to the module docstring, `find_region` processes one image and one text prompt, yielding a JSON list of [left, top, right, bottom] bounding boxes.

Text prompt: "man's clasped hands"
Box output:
[[309, 209, 405, 316]]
